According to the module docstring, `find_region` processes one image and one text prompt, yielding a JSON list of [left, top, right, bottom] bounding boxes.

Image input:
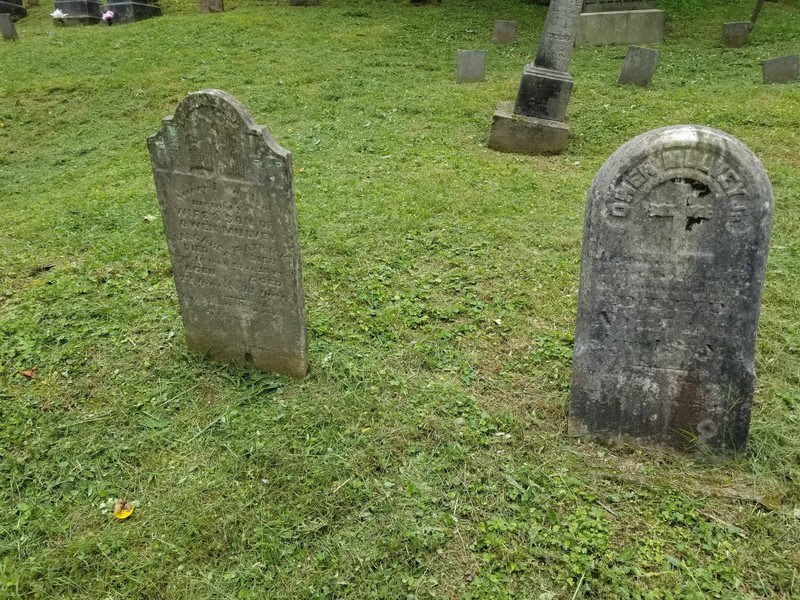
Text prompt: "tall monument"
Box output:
[[488, 0, 583, 155]]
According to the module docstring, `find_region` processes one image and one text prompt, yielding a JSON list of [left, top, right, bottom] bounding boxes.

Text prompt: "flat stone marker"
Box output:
[[617, 46, 659, 86], [570, 125, 773, 454], [199, 0, 223, 12], [492, 20, 517, 44], [763, 54, 800, 84], [0, 13, 17, 39], [148, 90, 309, 377], [456, 49, 487, 83], [722, 21, 751, 48]]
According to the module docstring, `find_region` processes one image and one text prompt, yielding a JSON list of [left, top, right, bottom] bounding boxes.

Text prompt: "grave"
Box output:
[[101, 0, 161, 23], [617, 46, 659, 86], [0, 0, 26, 18], [456, 50, 487, 83], [488, 0, 583, 155], [722, 21, 751, 48], [198, 0, 223, 11], [148, 90, 309, 378], [569, 125, 773, 454], [576, 0, 665, 46], [0, 13, 17, 39], [53, 0, 101, 25], [763, 54, 800, 84], [492, 20, 517, 45]]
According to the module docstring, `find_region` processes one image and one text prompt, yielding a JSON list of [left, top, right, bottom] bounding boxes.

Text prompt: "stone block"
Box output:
[[492, 20, 517, 44], [456, 49, 486, 83], [54, 0, 101, 24], [514, 63, 573, 121], [762, 54, 799, 84], [722, 21, 751, 48], [617, 45, 659, 86], [488, 101, 569, 155], [102, 0, 161, 23], [576, 9, 665, 46]]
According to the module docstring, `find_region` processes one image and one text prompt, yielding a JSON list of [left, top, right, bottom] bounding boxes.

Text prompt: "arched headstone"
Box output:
[[570, 125, 773, 453], [148, 90, 308, 377]]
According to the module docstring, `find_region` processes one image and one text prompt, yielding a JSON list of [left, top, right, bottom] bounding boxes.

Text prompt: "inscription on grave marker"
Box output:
[[570, 125, 773, 453], [148, 90, 308, 377]]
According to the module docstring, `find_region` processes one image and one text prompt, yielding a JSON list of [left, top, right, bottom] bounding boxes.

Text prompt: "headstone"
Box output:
[[570, 125, 773, 454], [101, 0, 161, 23], [488, 0, 583, 155], [0, 13, 17, 38], [762, 54, 799, 84], [53, 0, 101, 24], [289, 0, 320, 5], [617, 46, 659, 86], [722, 22, 751, 48], [148, 90, 309, 378], [0, 0, 26, 18], [456, 50, 487, 83], [492, 20, 517, 44], [198, 0, 222, 11], [576, 0, 665, 46]]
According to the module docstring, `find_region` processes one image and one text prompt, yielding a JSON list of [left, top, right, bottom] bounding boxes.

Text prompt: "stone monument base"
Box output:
[[0, 0, 26, 18], [54, 0, 101, 24], [103, 0, 161, 23], [575, 9, 665, 46], [488, 101, 569, 155]]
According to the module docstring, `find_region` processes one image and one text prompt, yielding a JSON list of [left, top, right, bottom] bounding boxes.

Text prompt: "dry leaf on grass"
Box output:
[[20, 366, 38, 379]]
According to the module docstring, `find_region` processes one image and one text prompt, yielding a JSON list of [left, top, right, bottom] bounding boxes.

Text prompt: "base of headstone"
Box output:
[[722, 22, 751, 48], [617, 46, 660, 86], [763, 54, 800, 84], [575, 9, 665, 46], [102, 0, 161, 23], [0, 13, 17, 38], [0, 0, 27, 18], [488, 101, 569, 155], [582, 0, 656, 12], [289, 0, 319, 5], [54, 0, 101, 24], [514, 64, 573, 122]]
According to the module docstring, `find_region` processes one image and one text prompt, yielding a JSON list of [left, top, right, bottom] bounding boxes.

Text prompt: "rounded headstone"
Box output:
[[570, 125, 774, 454]]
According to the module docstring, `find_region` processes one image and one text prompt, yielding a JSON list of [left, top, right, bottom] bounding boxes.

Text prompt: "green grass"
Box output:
[[1, 0, 799, 597]]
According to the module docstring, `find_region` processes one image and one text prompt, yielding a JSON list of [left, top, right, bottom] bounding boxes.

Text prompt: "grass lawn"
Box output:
[[1, 0, 799, 597]]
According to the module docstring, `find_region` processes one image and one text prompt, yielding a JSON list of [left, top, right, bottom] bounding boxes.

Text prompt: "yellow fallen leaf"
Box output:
[[113, 499, 134, 520]]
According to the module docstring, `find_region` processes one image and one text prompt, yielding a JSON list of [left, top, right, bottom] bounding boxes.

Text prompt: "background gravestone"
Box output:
[[53, 0, 101, 24], [102, 0, 161, 23], [198, 0, 223, 12], [0, 13, 17, 39], [722, 21, 750, 47], [762, 54, 800, 84], [0, 0, 26, 19], [570, 125, 773, 454], [456, 49, 487, 83], [617, 45, 659, 86], [148, 90, 309, 378], [576, 0, 665, 46], [492, 20, 517, 44]]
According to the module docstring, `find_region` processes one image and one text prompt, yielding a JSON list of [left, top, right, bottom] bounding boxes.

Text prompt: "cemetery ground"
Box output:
[[1, 0, 799, 597]]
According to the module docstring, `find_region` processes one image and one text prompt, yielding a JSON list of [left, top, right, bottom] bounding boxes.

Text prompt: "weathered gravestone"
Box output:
[[148, 90, 309, 377], [456, 50, 487, 83], [722, 22, 751, 48], [198, 0, 223, 12], [492, 20, 517, 45], [570, 125, 773, 453], [617, 46, 659, 86], [488, 0, 583, 155], [0, 13, 17, 39], [102, 0, 161, 23], [762, 54, 800, 84], [53, 0, 101, 24]]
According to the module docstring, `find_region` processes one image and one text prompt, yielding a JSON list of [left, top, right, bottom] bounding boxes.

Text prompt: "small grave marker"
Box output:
[[722, 21, 751, 48], [148, 90, 309, 377], [456, 50, 487, 83], [570, 125, 773, 454], [762, 54, 800, 84], [617, 46, 659, 86], [199, 0, 223, 12], [492, 20, 517, 44], [0, 13, 17, 39]]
